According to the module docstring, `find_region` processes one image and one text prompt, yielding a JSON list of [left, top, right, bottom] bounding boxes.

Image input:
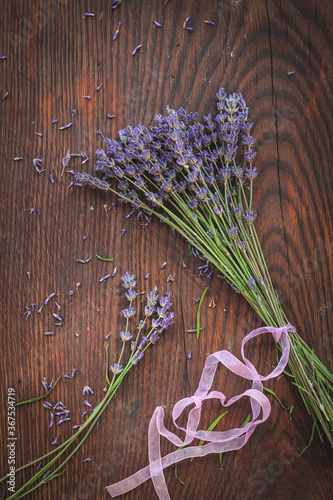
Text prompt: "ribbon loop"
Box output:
[[106, 324, 294, 499]]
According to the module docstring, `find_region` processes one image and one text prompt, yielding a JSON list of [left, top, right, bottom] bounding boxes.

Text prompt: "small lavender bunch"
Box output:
[[1, 273, 174, 499], [75, 88, 333, 445]]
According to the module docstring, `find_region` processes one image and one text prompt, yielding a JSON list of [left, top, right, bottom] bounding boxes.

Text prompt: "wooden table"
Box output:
[[1, 1, 332, 499]]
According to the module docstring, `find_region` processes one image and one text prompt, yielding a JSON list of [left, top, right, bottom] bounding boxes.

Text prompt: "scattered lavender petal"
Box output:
[[85, 12, 95, 16], [76, 257, 92, 264], [49, 174, 55, 184], [44, 293, 55, 305], [56, 417, 71, 425], [51, 118, 58, 124], [104, 333, 111, 340], [59, 122, 73, 130], [49, 413, 54, 428], [84, 400, 92, 407], [182, 261, 187, 269], [96, 83, 102, 91], [111, 0, 121, 9], [287, 71, 295, 76], [83, 95, 91, 100], [153, 20, 162, 27], [96, 130, 103, 136], [185, 27, 193, 31], [187, 327, 202, 333], [107, 114, 116, 119], [43, 401, 52, 410], [193, 297, 200, 303], [82, 155, 89, 164], [132, 44, 142, 56], [160, 261, 167, 270], [183, 16, 191, 28], [35, 132, 43, 137], [144, 272, 151, 279], [14, 157, 23, 161], [54, 322, 63, 327], [71, 368, 76, 377], [0, 55, 7, 60], [67, 170, 76, 175], [100, 274, 112, 283], [2, 92, 8, 100], [29, 208, 34, 215], [112, 267, 117, 277], [53, 313, 63, 322], [82, 411, 88, 417], [120, 228, 126, 236], [72, 109, 77, 115], [37, 306, 42, 314], [27, 271, 31, 279], [83, 235, 87, 240], [44, 332, 54, 336], [63, 374, 71, 379], [187, 352, 192, 359], [42, 377, 48, 390], [83, 457, 92, 462], [51, 437, 58, 444], [204, 20, 215, 25], [167, 274, 176, 282]]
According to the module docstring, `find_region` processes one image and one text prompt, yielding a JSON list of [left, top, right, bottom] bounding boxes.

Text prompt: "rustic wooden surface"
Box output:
[[1, 1, 333, 499]]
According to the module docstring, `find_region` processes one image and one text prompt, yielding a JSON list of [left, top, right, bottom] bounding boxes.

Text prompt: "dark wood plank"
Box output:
[[1, 0, 332, 499]]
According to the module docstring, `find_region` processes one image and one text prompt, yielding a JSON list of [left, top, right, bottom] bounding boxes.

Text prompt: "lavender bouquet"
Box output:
[[75, 88, 333, 445], [1, 273, 175, 499]]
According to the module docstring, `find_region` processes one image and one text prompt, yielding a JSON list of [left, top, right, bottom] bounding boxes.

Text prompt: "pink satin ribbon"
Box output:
[[106, 323, 295, 499]]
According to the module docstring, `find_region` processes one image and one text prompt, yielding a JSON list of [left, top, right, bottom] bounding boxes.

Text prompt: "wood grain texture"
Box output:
[[1, 0, 333, 499]]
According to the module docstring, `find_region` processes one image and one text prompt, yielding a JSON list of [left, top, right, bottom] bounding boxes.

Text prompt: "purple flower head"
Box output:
[[150, 332, 160, 344], [122, 306, 136, 318], [110, 363, 123, 374], [243, 209, 257, 225], [159, 292, 172, 309], [121, 272, 136, 289], [125, 288, 137, 301], [245, 167, 258, 181], [244, 148, 257, 163], [229, 226, 238, 238], [160, 311, 175, 331], [120, 331, 132, 342]]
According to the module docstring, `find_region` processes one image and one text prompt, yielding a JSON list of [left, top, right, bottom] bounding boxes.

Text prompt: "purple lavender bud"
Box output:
[[287, 71, 295, 76], [37, 307, 42, 314], [59, 122, 73, 130], [112, 267, 117, 277], [96, 83, 102, 91], [153, 20, 162, 27], [229, 226, 238, 238], [2, 92, 9, 100], [82, 411, 87, 417], [71, 368, 77, 377], [111, 0, 121, 8], [145, 272, 151, 279], [43, 401, 53, 410], [150, 332, 160, 344], [160, 261, 167, 270], [51, 437, 58, 444], [99, 274, 112, 283], [83, 95, 91, 100], [122, 307, 136, 318], [72, 109, 76, 115], [83, 457, 92, 462], [259, 277, 265, 285], [42, 378, 48, 390], [132, 44, 142, 56], [183, 16, 191, 28], [204, 20, 215, 25], [35, 132, 43, 137], [51, 118, 58, 124], [182, 261, 187, 269], [248, 277, 256, 289], [107, 114, 116, 119], [49, 174, 55, 184], [53, 313, 63, 322], [187, 352, 192, 359], [29, 208, 34, 215], [84, 400, 92, 407], [131, 352, 144, 365], [83, 385, 94, 396], [104, 333, 111, 340], [120, 331, 132, 342], [44, 293, 55, 305], [243, 209, 257, 225], [63, 374, 71, 379], [14, 157, 23, 161], [85, 12, 95, 16], [49, 413, 54, 428], [120, 228, 126, 236], [0, 55, 7, 59], [44, 332, 54, 336]]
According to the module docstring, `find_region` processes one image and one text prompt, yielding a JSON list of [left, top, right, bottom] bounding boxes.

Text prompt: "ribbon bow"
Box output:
[[107, 323, 295, 499]]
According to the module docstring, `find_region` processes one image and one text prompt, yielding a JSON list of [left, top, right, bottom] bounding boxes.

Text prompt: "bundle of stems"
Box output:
[[1, 274, 175, 498], [75, 88, 333, 445]]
